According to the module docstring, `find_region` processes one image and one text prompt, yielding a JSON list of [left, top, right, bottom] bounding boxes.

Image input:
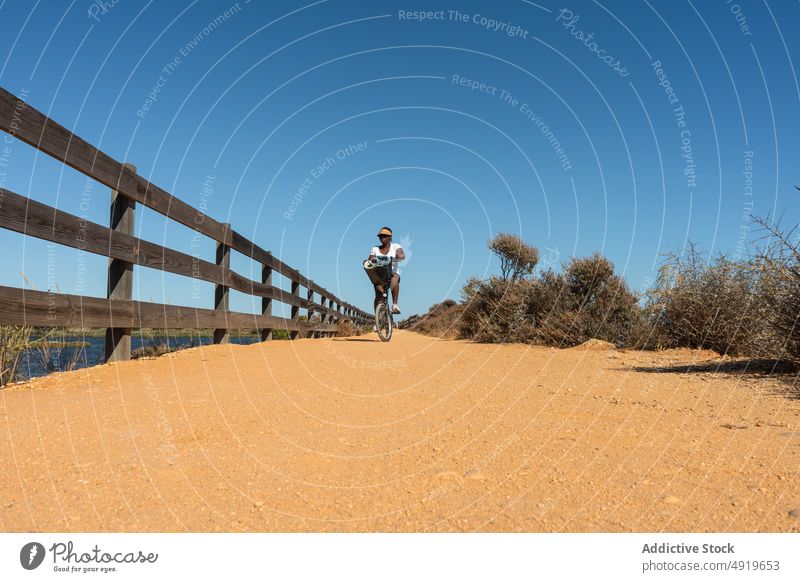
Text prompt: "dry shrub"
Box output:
[[460, 277, 537, 343], [538, 255, 639, 347], [336, 318, 361, 337], [761, 264, 800, 361], [750, 217, 800, 362], [641, 245, 776, 357], [488, 232, 540, 280], [460, 253, 639, 347], [426, 223, 800, 359]]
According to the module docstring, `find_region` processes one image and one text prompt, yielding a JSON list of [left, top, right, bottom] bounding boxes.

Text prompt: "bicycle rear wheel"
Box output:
[[375, 301, 393, 342]]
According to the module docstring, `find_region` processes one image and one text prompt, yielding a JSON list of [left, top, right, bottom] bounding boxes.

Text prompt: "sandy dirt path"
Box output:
[[1, 330, 799, 532]]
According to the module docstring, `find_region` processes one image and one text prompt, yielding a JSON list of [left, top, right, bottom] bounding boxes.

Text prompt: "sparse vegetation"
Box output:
[[488, 232, 540, 280], [637, 245, 776, 356], [752, 217, 800, 363], [459, 252, 638, 347], [634, 222, 800, 365], [271, 328, 291, 340], [33, 328, 91, 373], [412, 222, 800, 366], [1, 325, 34, 387], [460, 276, 536, 343], [336, 318, 363, 337]]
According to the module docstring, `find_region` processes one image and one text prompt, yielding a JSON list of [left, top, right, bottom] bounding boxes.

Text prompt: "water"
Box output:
[[15, 334, 260, 381]]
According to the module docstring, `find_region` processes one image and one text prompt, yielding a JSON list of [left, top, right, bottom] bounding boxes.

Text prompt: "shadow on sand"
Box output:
[[632, 358, 799, 398]]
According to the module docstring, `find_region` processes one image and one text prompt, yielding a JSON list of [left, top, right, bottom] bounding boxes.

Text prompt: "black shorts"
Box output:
[[371, 277, 399, 291]]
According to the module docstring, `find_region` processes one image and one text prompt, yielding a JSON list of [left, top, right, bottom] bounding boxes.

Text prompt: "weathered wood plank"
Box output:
[[0, 87, 231, 245], [134, 176, 232, 245], [230, 231, 309, 288], [0, 188, 341, 317], [230, 230, 352, 312], [0, 286, 338, 332]]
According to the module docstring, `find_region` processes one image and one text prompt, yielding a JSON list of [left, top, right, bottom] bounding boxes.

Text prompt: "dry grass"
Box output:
[[460, 253, 639, 347], [417, 227, 800, 366], [0, 325, 34, 387], [336, 318, 362, 337]]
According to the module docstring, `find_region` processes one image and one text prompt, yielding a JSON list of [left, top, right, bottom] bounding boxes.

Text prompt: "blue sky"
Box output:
[[0, 0, 798, 318]]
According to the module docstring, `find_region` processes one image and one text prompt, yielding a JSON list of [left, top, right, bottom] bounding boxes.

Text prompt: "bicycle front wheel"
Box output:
[[375, 302, 393, 342]]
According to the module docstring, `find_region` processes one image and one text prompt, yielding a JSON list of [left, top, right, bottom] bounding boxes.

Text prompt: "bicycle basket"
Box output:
[[365, 263, 391, 286]]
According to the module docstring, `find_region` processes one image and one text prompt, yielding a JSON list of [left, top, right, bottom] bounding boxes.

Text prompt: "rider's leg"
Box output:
[[390, 274, 400, 310]]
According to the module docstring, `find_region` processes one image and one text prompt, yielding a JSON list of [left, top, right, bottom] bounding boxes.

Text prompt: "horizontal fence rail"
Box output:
[[0, 286, 335, 333], [0, 87, 371, 361]]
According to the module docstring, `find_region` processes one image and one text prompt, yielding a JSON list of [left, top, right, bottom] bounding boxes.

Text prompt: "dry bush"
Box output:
[[518, 269, 568, 344], [751, 217, 800, 362], [460, 277, 537, 343], [460, 252, 639, 347], [336, 318, 361, 337], [447, 221, 800, 359], [641, 245, 776, 357], [536, 254, 639, 347], [488, 232, 540, 280]]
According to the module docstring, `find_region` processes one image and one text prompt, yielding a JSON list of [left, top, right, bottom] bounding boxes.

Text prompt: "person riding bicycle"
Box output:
[[365, 226, 405, 314]]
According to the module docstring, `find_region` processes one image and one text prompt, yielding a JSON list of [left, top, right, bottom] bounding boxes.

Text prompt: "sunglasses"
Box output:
[[378, 234, 391, 239]]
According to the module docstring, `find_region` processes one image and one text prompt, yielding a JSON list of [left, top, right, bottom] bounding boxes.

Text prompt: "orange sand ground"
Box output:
[[1, 330, 798, 532]]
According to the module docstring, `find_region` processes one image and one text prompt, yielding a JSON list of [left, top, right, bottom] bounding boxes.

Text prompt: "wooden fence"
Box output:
[[0, 87, 372, 361]]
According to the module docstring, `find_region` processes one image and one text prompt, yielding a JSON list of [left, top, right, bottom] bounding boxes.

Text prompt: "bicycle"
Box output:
[[363, 255, 395, 342]]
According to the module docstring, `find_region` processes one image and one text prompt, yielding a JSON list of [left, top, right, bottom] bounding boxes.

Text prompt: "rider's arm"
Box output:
[[395, 247, 406, 261]]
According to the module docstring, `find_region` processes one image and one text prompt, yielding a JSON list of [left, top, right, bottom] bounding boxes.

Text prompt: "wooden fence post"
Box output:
[[261, 253, 272, 341], [325, 298, 331, 335], [307, 284, 315, 339], [329, 299, 337, 337], [320, 297, 328, 337], [290, 280, 300, 339], [105, 162, 136, 362], [213, 223, 231, 344]]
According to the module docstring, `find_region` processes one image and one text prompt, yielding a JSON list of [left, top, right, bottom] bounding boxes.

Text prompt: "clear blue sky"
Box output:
[[1, 0, 798, 318]]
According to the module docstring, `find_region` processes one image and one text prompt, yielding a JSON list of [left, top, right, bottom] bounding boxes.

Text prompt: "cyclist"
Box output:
[[366, 226, 405, 314]]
